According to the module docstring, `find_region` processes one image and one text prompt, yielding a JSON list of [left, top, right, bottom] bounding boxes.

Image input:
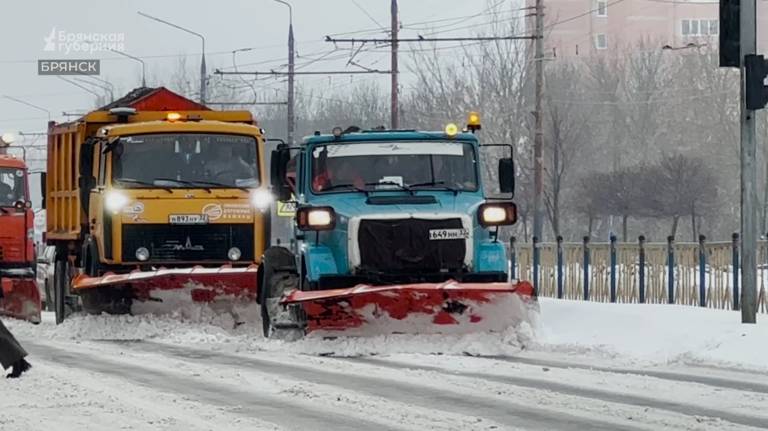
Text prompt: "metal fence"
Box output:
[[510, 235, 768, 313]]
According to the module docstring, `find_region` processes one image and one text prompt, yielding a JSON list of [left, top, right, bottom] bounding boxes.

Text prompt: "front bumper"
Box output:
[[314, 271, 507, 290]]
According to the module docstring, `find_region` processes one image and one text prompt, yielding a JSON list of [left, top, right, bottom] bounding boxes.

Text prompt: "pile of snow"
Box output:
[[534, 298, 768, 371], [277, 322, 536, 357], [7, 312, 261, 345]]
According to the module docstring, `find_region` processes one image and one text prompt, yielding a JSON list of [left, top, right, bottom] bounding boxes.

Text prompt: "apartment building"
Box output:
[[526, 0, 768, 57]]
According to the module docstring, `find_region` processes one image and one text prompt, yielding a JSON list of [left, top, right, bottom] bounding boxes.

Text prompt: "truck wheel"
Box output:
[[83, 237, 102, 277], [44, 280, 53, 311], [261, 271, 304, 340], [259, 246, 302, 339], [53, 260, 72, 324]]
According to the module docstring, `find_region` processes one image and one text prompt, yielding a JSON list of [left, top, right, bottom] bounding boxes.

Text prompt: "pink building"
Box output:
[[528, 0, 768, 57]]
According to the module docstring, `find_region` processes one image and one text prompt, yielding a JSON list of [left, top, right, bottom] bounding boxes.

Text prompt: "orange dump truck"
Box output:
[[44, 87, 271, 323]]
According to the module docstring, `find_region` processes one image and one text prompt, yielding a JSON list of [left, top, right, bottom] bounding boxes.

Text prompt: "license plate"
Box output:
[[429, 228, 469, 240], [169, 214, 209, 225]]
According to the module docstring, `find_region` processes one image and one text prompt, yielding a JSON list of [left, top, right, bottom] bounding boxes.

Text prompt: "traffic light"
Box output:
[[745, 55, 768, 110], [720, 0, 740, 68]]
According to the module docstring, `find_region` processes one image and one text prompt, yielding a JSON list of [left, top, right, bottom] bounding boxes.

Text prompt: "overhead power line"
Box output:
[[215, 69, 391, 76], [325, 35, 537, 43]]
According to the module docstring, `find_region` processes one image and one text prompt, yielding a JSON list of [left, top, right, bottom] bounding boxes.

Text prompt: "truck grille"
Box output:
[[357, 218, 467, 273], [122, 224, 254, 262]]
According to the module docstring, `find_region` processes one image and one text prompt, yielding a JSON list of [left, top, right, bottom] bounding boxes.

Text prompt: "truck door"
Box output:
[[88, 142, 107, 262]]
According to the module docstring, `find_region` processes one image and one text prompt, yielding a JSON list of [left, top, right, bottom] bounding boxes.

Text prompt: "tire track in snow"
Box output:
[[23, 341, 395, 431], [349, 357, 768, 429], [487, 355, 768, 394], [5, 356, 282, 431], [118, 341, 647, 431]]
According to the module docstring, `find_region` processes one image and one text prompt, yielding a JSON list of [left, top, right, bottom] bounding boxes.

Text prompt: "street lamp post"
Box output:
[[138, 11, 206, 104], [2, 95, 51, 122], [274, 0, 295, 145], [108, 48, 147, 87]]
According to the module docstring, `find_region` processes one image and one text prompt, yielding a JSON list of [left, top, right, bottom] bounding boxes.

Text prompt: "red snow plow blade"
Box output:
[[72, 265, 259, 307], [0, 277, 42, 324], [282, 280, 538, 337]]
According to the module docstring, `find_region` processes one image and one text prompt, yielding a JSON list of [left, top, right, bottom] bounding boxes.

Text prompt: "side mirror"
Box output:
[[40, 172, 47, 210], [270, 145, 292, 202], [498, 158, 515, 195]]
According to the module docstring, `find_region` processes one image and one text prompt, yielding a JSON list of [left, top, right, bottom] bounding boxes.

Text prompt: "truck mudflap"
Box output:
[[281, 280, 538, 337], [0, 277, 42, 324], [72, 265, 259, 304]]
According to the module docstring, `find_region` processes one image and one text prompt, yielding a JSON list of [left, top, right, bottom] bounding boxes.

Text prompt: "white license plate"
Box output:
[[169, 214, 209, 225], [429, 228, 469, 240]]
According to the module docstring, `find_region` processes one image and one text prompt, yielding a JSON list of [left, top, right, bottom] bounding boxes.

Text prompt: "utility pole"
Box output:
[[274, 0, 295, 144], [740, 0, 758, 323], [390, 0, 399, 129], [532, 0, 544, 243], [138, 12, 206, 104], [287, 18, 295, 145], [108, 49, 147, 87], [327, 23, 535, 132]]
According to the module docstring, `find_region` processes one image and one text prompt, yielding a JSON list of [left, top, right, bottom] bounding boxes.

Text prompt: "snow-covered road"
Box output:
[[3, 299, 767, 431]]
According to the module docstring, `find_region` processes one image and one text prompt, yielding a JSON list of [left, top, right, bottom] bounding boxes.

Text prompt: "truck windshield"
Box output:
[[310, 141, 478, 193], [112, 133, 259, 189], [0, 167, 26, 206]]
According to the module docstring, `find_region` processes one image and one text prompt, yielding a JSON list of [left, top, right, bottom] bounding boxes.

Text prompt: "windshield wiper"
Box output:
[[364, 181, 413, 195], [321, 183, 368, 195], [114, 178, 172, 193], [409, 180, 460, 195], [189, 180, 250, 192], [153, 177, 211, 193]]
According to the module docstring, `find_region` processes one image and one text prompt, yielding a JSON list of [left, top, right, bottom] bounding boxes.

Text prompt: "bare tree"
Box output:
[[543, 61, 592, 239], [653, 153, 718, 240]]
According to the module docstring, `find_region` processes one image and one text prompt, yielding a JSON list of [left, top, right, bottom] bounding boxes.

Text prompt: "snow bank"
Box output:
[[534, 298, 768, 371]]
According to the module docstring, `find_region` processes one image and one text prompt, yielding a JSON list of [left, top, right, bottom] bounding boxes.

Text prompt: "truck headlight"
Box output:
[[478, 202, 517, 227], [296, 206, 336, 231], [250, 189, 273, 211], [105, 191, 130, 214]]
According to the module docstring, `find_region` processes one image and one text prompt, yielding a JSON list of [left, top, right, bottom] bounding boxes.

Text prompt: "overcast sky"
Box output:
[[0, 0, 495, 139]]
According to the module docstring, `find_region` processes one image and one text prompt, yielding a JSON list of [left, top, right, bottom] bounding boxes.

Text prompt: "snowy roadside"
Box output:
[[532, 299, 768, 373]]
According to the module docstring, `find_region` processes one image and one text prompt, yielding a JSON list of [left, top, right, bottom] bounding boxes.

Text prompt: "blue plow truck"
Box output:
[[259, 114, 538, 338]]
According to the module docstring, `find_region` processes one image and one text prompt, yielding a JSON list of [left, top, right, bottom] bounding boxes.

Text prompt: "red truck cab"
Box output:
[[0, 154, 40, 322]]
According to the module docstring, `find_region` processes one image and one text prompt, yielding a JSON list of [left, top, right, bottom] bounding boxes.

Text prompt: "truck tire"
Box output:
[[53, 260, 72, 325], [259, 246, 303, 339], [44, 280, 53, 312], [82, 236, 102, 277], [261, 271, 304, 340]]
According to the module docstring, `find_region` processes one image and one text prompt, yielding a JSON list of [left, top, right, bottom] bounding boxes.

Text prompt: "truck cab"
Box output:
[[0, 155, 40, 322], [0, 155, 34, 262], [87, 117, 268, 270], [262, 116, 524, 337], [45, 88, 272, 321]]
